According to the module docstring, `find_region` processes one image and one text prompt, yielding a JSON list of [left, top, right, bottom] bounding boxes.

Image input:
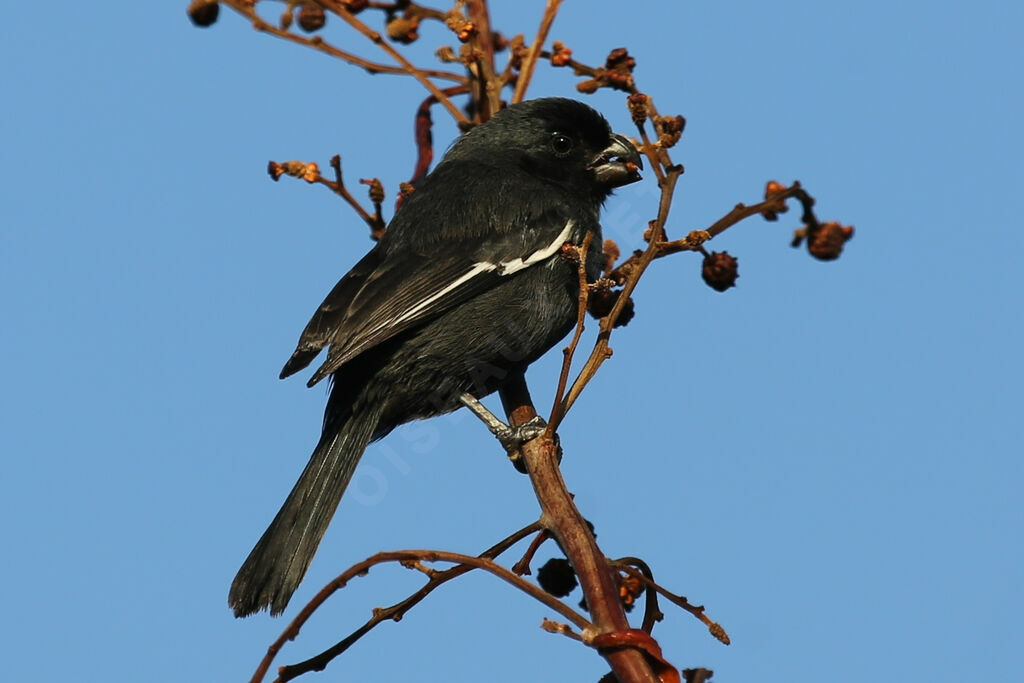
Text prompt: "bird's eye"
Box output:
[[549, 132, 574, 156]]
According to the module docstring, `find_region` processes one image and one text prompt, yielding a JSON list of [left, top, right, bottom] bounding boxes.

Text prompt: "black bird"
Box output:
[[229, 97, 642, 617]]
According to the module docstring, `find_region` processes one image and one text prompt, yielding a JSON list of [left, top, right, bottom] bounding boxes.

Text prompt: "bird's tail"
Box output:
[[228, 402, 382, 617]]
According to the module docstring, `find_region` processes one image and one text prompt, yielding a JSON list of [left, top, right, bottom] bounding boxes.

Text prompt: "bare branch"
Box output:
[[612, 559, 730, 646], [219, 0, 466, 84], [319, 0, 471, 125], [547, 231, 593, 434], [560, 165, 683, 418], [511, 0, 562, 103], [499, 375, 663, 683], [250, 522, 595, 682]]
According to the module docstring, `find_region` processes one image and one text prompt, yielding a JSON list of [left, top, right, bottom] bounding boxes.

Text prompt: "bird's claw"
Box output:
[[457, 393, 556, 473], [495, 416, 548, 453]]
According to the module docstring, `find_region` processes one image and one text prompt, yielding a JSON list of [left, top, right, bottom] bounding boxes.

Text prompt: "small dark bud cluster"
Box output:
[[701, 251, 739, 292], [577, 47, 636, 93], [387, 15, 420, 44], [297, 3, 326, 32], [187, 0, 219, 27], [683, 668, 716, 683], [806, 221, 854, 261], [601, 239, 621, 277], [444, 9, 476, 43], [761, 180, 790, 221], [558, 242, 582, 266], [627, 93, 650, 126], [550, 41, 573, 66], [605, 47, 636, 73], [506, 34, 528, 69], [435, 45, 459, 63], [360, 177, 385, 204], [456, 21, 477, 42], [656, 114, 686, 148], [279, 7, 293, 30], [618, 573, 645, 611], [268, 160, 320, 183], [537, 558, 578, 597]]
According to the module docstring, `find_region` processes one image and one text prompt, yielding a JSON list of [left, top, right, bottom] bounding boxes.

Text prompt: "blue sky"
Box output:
[[3, 1, 1022, 681]]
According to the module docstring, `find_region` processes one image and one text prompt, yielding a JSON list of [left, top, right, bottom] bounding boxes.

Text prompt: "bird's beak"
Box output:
[[589, 133, 643, 188]]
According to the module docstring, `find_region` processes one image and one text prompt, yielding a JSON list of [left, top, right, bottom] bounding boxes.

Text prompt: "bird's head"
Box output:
[[447, 98, 643, 200]]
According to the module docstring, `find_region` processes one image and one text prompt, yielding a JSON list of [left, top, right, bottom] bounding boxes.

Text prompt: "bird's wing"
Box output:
[[282, 218, 577, 387]]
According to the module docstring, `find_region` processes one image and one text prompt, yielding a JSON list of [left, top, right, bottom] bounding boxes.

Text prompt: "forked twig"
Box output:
[[606, 181, 823, 284], [251, 522, 594, 682], [547, 230, 594, 434], [511, 0, 563, 103], [559, 165, 682, 418], [319, 0, 471, 125], [219, 0, 466, 84], [611, 558, 730, 646]]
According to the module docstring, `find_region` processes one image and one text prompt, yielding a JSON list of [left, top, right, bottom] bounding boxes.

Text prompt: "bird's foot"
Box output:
[[494, 415, 548, 452], [459, 394, 552, 472]]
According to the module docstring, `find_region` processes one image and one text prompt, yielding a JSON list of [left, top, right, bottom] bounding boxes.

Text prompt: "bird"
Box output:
[[229, 97, 642, 617]]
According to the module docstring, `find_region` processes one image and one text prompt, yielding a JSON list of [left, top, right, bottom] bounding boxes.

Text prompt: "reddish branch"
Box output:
[[499, 375, 663, 683], [409, 85, 469, 187], [511, 528, 553, 576], [250, 522, 561, 682]]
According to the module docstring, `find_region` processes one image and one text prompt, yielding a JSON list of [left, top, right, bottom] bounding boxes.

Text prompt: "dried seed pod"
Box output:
[[537, 558, 578, 598], [587, 288, 635, 327], [297, 3, 326, 32], [807, 222, 854, 261], [702, 251, 739, 292], [187, 0, 219, 27]]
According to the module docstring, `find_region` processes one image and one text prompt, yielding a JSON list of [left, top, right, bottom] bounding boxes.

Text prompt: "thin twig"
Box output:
[[220, 0, 466, 84], [319, 0, 471, 125], [605, 182, 817, 284], [314, 155, 387, 239], [560, 165, 682, 418], [613, 557, 664, 635], [511, 0, 562, 103], [634, 121, 667, 184], [541, 618, 584, 642], [512, 528, 553, 576], [611, 559, 730, 646], [250, 523, 592, 682], [547, 231, 593, 434]]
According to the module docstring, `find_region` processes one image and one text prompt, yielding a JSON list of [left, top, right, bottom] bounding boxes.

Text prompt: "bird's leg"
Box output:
[[459, 393, 547, 471]]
